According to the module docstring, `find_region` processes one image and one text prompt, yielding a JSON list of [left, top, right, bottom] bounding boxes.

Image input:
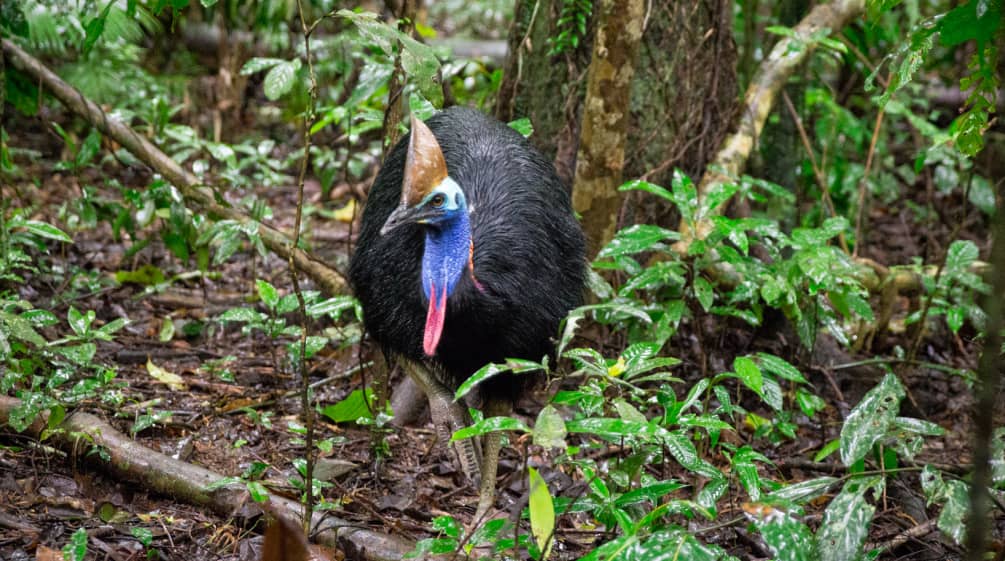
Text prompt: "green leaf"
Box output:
[[0, 311, 46, 346], [840, 373, 905, 466], [528, 467, 555, 559], [768, 476, 839, 503], [55, 343, 97, 365], [508, 117, 533, 137], [693, 277, 713, 311], [756, 353, 807, 383], [619, 179, 674, 202], [24, 220, 72, 243], [63, 527, 89, 561], [747, 505, 817, 561], [814, 439, 841, 462], [255, 279, 279, 309], [566, 418, 653, 438], [597, 224, 679, 258], [263, 59, 302, 101], [533, 406, 567, 449], [612, 398, 647, 423], [622, 529, 720, 561], [733, 356, 763, 395], [82, 1, 114, 56], [240, 57, 285, 75], [817, 483, 876, 561], [455, 361, 508, 400], [247, 480, 270, 502], [451, 416, 529, 441], [938, 0, 1002, 48], [733, 446, 767, 501], [217, 307, 265, 324], [321, 389, 374, 423], [945, 240, 979, 275]]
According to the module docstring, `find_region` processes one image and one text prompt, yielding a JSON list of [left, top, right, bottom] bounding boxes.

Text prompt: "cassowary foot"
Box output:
[[401, 360, 483, 484]]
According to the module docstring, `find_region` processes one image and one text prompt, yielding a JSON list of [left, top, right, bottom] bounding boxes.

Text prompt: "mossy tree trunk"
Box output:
[[571, 0, 645, 256], [496, 0, 738, 232]]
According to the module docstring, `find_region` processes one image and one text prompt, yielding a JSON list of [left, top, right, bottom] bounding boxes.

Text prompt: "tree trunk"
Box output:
[[496, 0, 738, 222], [571, 0, 645, 255]]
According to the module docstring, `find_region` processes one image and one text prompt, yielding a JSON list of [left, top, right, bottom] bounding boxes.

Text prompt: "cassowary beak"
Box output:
[[379, 203, 442, 235]]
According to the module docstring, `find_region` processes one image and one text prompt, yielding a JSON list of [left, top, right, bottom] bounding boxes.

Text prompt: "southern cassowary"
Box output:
[[349, 107, 586, 514]]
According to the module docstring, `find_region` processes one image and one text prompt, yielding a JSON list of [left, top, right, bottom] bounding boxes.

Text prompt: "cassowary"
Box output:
[[349, 107, 586, 515]]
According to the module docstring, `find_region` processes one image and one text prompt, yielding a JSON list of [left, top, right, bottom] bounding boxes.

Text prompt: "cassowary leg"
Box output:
[[401, 359, 483, 484], [474, 395, 512, 522]]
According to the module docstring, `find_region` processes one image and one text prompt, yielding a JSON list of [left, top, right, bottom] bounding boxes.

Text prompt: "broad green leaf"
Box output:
[[322, 389, 374, 423], [82, 2, 113, 56], [619, 179, 673, 201], [756, 352, 807, 383], [451, 416, 529, 441], [768, 476, 839, 503], [566, 418, 653, 438], [240, 57, 285, 75], [945, 240, 979, 275], [696, 475, 728, 511], [693, 277, 713, 311], [733, 356, 763, 395], [255, 279, 279, 309], [263, 59, 302, 101], [746, 504, 816, 561], [217, 307, 265, 323], [528, 467, 555, 559], [840, 373, 905, 466], [612, 398, 647, 423], [814, 439, 841, 462], [55, 343, 97, 365], [622, 529, 720, 561], [733, 446, 771, 501], [455, 362, 508, 399], [597, 224, 679, 258], [533, 406, 567, 449], [24, 220, 72, 243], [817, 483, 876, 561], [614, 480, 684, 507], [508, 117, 533, 137], [63, 527, 89, 561], [0, 311, 46, 346]]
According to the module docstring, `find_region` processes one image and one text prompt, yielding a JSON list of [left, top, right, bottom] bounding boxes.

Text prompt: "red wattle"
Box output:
[[423, 282, 448, 356]]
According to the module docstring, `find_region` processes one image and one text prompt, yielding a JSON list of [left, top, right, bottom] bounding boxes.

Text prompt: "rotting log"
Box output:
[[0, 396, 414, 561], [1, 39, 346, 297]]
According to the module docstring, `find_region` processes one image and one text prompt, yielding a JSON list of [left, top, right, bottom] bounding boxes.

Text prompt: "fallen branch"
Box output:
[[676, 0, 865, 248], [2, 39, 346, 296], [0, 396, 413, 561]]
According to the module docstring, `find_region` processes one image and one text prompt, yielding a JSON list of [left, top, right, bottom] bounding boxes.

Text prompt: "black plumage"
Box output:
[[350, 106, 586, 396]]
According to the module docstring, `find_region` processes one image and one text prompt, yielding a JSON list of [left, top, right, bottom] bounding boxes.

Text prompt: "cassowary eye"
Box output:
[[430, 194, 446, 208]]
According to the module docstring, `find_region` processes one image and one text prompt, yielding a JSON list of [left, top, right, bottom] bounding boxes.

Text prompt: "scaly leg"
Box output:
[[400, 358, 483, 484], [473, 395, 512, 522]]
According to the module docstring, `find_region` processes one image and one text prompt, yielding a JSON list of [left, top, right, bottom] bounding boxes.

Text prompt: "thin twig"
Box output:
[[294, 0, 326, 531], [781, 90, 850, 253], [853, 107, 885, 257]]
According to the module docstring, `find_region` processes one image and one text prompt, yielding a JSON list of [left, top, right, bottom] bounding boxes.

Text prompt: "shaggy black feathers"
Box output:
[[350, 107, 586, 394]]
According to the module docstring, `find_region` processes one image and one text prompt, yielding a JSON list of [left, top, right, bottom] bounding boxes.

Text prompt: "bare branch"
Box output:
[[1, 39, 347, 296]]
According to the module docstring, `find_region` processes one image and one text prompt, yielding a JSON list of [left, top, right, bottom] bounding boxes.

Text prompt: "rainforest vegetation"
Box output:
[[0, 0, 1003, 560]]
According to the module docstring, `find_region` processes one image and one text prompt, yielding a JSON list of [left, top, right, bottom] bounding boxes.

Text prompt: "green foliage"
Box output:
[[869, 0, 1002, 156], [549, 0, 592, 55]]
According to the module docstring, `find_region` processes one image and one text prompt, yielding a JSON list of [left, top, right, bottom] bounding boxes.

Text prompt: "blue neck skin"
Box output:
[[421, 199, 471, 301]]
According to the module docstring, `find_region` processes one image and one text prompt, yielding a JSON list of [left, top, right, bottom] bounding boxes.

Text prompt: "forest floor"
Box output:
[[0, 113, 999, 561]]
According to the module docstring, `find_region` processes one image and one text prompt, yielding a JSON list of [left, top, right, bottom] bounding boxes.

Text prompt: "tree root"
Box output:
[[0, 396, 413, 561], [1, 38, 346, 297]]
